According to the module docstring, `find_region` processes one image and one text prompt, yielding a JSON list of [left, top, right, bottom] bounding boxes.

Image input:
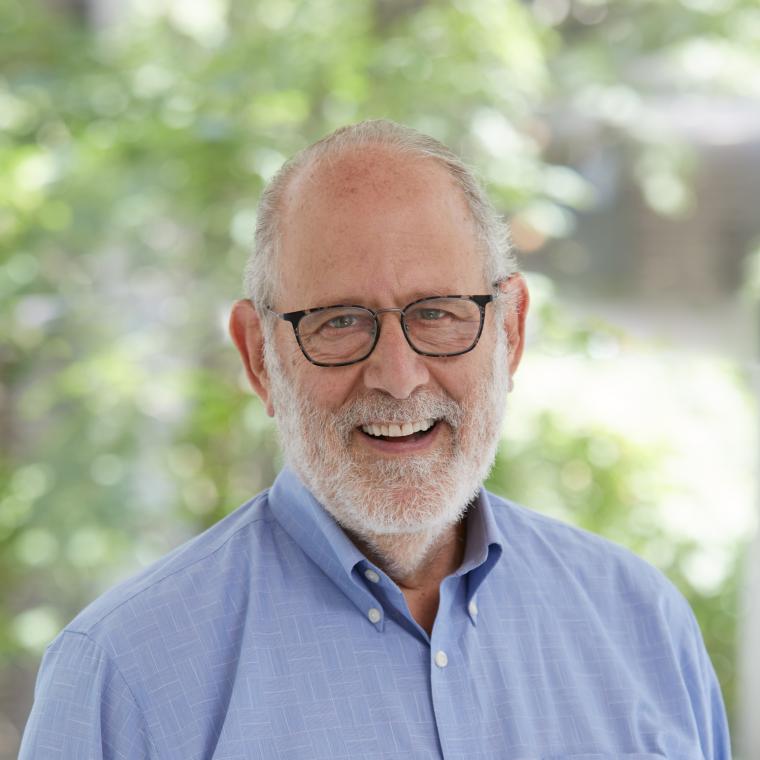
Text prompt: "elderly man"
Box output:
[[21, 121, 729, 758]]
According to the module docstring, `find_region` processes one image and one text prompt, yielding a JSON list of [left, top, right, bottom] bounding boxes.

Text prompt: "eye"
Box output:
[[326, 314, 358, 329], [407, 305, 454, 323], [417, 308, 447, 321]]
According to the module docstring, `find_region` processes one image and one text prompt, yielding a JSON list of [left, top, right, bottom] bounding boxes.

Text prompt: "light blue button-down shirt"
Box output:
[[20, 467, 730, 759]]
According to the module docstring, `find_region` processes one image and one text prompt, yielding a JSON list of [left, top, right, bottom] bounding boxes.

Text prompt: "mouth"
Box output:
[[359, 418, 439, 443]]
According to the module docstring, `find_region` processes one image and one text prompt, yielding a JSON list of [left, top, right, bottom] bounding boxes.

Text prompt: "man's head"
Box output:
[[230, 120, 528, 576]]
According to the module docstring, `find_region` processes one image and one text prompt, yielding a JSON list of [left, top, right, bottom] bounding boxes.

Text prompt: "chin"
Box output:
[[328, 470, 473, 537]]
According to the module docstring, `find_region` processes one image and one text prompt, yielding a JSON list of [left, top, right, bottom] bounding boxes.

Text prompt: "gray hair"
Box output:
[[243, 119, 518, 314]]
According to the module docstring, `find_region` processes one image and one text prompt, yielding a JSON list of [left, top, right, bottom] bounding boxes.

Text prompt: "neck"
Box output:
[[348, 519, 467, 589], [347, 520, 467, 635]]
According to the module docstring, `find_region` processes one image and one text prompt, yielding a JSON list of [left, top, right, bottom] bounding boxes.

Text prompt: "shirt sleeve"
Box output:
[[19, 630, 156, 760], [673, 592, 732, 760]]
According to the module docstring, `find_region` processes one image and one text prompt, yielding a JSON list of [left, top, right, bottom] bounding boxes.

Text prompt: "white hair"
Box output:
[[243, 119, 518, 317]]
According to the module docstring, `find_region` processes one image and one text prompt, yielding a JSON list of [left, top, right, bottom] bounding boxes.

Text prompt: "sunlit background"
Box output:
[[1, 0, 759, 757]]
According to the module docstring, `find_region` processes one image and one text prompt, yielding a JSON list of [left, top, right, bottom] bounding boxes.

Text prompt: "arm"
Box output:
[[19, 630, 155, 759], [680, 608, 732, 760]]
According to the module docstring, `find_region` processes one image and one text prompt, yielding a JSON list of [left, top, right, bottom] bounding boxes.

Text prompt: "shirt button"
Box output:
[[468, 599, 479, 617], [367, 607, 382, 624], [434, 650, 448, 668], [364, 568, 380, 584]]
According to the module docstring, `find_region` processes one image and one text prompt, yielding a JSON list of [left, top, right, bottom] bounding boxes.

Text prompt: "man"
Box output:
[[21, 120, 729, 758]]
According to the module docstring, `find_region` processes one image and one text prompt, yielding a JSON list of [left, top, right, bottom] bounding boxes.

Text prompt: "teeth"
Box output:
[[361, 419, 435, 438]]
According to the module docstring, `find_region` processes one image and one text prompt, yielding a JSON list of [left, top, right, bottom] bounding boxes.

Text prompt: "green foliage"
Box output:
[[1, 0, 756, 753]]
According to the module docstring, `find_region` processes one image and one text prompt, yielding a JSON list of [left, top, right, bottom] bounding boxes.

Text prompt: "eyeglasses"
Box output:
[[267, 293, 496, 367]]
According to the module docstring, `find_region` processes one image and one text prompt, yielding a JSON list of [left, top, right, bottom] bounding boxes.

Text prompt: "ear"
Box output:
[[498, 274, 529, 382], [229, 300, 275, 417]]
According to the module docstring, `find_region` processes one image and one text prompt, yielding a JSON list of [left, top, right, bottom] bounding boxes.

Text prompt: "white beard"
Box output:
[[264, 326, 510, 578]]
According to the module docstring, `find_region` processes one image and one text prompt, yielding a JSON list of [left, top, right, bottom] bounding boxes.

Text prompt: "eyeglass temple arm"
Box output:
[[264, 305, 306, 328]]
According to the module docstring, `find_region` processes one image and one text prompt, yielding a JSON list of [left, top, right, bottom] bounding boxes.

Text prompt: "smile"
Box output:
[[360, 419, 436, 438]]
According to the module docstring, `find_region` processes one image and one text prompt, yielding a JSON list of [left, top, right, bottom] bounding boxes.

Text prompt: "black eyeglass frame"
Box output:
[[265, 292, 497, 367]]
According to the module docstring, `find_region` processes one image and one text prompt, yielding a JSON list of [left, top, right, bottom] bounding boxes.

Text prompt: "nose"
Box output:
[[362, 311, 430, 399]]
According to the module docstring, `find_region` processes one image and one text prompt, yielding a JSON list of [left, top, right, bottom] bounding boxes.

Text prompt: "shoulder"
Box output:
[[22, 487, 296, 758], [485, 489, 687, 612], [483, 489, 714, 687], [63, 488, 280, 643], [482, 491, 730, 757]]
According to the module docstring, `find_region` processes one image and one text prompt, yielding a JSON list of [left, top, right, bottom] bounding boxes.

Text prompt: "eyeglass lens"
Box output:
[[297, 297, 483, 365]]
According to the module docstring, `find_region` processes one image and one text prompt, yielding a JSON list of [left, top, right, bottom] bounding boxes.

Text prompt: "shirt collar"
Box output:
[[268, 466, 366, 576], [458, 487, 503, 575], [459, 487, 504, 606], [268, 466, 503, 620]]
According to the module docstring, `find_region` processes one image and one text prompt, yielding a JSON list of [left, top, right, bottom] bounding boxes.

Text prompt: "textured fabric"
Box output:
[[20, 467, 730, 759]]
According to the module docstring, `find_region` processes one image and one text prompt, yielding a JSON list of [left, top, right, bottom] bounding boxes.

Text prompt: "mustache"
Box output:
[[329, 390, 464, 441]]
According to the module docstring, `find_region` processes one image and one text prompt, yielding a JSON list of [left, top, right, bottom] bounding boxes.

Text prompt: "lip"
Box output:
[[354, 420, 442, 455]]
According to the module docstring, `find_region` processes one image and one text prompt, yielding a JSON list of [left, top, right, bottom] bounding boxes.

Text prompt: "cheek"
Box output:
[[275, 327, 362, 404], [430, 358, 485, 403], [299, 366, 365, 411]]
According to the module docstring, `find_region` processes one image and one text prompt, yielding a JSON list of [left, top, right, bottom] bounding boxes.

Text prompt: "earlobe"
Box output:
[[499, 274, 530, 380], [229, 300, 275, 417]]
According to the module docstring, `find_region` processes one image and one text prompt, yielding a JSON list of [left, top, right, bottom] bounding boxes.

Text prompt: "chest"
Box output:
[[138, 583, 700, 760]]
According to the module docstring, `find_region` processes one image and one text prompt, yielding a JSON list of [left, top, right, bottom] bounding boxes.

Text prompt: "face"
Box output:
[[232, 147, 527, 571]]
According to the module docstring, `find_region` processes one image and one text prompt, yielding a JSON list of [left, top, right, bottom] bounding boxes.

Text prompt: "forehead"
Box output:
[[276, 146, 486, 308]]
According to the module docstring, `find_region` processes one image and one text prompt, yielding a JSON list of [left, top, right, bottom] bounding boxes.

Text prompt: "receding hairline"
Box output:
[[277, 141, 478, 241], [245, 119, 517, 311]]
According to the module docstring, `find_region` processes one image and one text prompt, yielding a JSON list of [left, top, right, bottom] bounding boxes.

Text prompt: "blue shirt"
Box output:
[[20, 467, 730, 759]]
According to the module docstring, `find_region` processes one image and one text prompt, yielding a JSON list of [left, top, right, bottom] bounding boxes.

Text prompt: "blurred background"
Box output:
[[1, 0, 759, 757]]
